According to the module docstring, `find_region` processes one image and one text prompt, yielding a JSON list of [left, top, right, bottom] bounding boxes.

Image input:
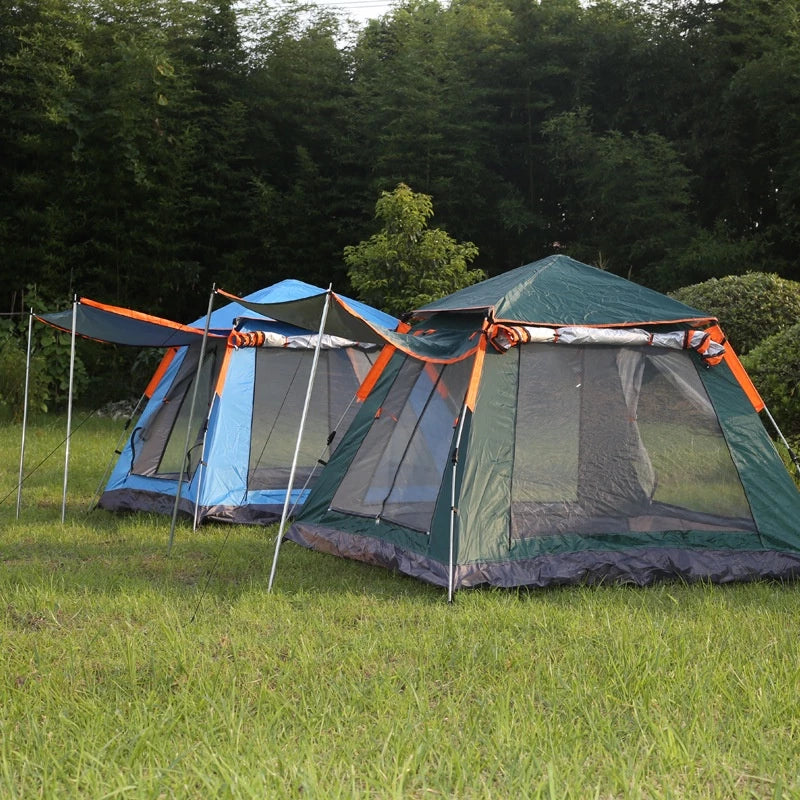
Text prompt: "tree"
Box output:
[[542, 108, 694, 288], [344, 183, 483, 316]]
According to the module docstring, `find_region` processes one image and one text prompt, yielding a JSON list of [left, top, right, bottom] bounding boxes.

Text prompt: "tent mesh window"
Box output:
[[248, 347, 375, 490], [511, 344, 756, 537], [132, 342, 222, 479], [330, 355, 473, 532]]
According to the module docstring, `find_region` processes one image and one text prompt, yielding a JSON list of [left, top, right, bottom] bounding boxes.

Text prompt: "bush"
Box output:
[[742, 322, 800, 443], [0, 303, 90, 418], [670, 272, 800, 354], [0, 321, 50, 420]]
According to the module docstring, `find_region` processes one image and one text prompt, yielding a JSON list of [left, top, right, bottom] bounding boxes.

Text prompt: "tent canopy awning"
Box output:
[[36, 298, 224, 347], [215, 286, 398, 345], [216, 289, 487, 363]]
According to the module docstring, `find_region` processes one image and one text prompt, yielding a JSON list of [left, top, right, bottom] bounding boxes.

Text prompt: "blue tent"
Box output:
[[93, 281, 396, 524]]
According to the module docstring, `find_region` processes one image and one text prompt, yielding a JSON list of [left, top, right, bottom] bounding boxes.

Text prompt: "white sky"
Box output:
[[322, 0, 398, 27]]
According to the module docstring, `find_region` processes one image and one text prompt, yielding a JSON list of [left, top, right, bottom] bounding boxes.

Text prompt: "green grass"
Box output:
[[3, 414, 800, 798]]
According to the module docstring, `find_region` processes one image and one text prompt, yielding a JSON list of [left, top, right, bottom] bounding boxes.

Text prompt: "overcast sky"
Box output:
[[323, 0, 398, 27]]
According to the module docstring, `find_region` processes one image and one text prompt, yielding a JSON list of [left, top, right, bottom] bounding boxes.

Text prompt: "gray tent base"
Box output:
[[100, 489, 285, 525], [288, 522, 800, 589]]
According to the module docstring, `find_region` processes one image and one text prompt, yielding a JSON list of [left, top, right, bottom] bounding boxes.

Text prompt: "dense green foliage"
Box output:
[[345, 183, 483, 315], [2, 417, 800, 797], [3, 0, 799, 311], [671, 273, 800, 354], [3, 0, 800, 400]]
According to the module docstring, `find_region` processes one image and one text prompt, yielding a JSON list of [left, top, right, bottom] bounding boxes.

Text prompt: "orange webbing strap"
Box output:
[[229, 330, 268, 348], [144, 347, 178, 398], [464, 330, 488, 411], [487, 323, 523, 351], [214, 344, 233, 398], [690, 330, 724, 366], [707, 324, 765, 412], [354, 320, 411, 402], [357, 344, 396, 402]]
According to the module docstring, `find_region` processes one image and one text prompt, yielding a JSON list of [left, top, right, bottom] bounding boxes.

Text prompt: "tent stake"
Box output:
[[268, 287, 332, 592], [16, 308, 34, 519], [168, 286, 215, 554], [61, 297, 78, 524]]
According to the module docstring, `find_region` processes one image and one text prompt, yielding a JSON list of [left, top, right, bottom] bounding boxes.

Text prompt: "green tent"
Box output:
[[285, 255, 800, 596]]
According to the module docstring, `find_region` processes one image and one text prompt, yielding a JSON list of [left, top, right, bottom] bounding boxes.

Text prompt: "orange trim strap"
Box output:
[[144, 347, 179, 398], [464, 328, 488, 411], [357, 345, 397, 402], [706, 325, 764, 412]]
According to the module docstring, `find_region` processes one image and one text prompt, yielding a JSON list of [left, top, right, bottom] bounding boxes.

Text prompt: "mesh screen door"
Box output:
[[248, 347, 375, 490], [133, 342, 221, 479], [511, 344, 755, 537], [331, 356, 473, 532]]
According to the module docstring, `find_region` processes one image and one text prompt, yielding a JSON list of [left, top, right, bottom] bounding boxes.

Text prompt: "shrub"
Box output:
[[0, 321, 50, 419], [742, 322, 800, 444], [670, 273, 800, 354]]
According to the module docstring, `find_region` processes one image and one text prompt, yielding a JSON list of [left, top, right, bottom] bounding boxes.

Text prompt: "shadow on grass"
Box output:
[[1, 507, 444, 604]]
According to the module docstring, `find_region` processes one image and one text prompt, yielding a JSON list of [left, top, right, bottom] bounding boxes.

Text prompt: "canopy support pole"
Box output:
[[16, 308, 34, 519], [61, 297, 78, 523], [763, 406, 800, 478], [268, 287, 332, 592], [168, 286, 215, 554], [448, 403, 468, 603], [192, 390, 217, 531]]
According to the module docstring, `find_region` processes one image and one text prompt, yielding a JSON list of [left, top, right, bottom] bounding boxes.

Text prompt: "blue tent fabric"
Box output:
[[99, 282, 398, 525]]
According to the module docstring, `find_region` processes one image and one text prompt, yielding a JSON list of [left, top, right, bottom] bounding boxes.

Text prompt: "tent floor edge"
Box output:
[[99, 490, 292, 526], [286, 521, 800, 590], [287, 522, 449, 589]]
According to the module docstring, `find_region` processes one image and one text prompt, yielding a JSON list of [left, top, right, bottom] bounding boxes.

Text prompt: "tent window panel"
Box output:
[[132, 343, 220, 479], [511, 345, 755, 539], [331, 356, 472, 532], [512, 346, 582, 504], [634, 350, 753, 525], [248, 348, 372, 490]]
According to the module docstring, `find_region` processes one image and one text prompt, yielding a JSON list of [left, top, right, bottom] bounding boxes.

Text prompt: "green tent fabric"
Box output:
[[285, 255, 800, 594], [415, 254, 717, 326]]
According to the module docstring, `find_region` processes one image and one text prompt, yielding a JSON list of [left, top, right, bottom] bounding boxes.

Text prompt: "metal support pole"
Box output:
[[16, 308, 34, 519], [764, 406, 800, 478], [268, 287, 332, 592], [168, 286, 216, 554], [61, 297, 78, 523], [448, 403, 468, 603]]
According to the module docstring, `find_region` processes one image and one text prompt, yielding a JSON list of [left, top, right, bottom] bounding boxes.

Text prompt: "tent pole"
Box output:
[[61, 296, 78, 524], [448, 403, 468, 603], [763, 406, 800, 478], [191, 389, 218, 531], [168, 286, 215, 554], [268, 287, 332, 592], [16, 308, 34, 519]]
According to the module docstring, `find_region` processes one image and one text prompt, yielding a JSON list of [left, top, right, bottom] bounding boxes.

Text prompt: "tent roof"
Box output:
[[36, 298, 223, 347], [414, 254, 716, 327]]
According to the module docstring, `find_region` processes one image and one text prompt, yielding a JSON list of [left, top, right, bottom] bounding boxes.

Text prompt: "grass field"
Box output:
[[3, 414, 800, 799]]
